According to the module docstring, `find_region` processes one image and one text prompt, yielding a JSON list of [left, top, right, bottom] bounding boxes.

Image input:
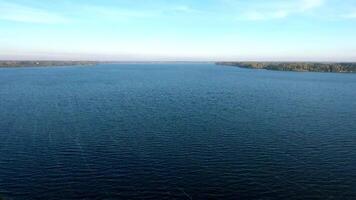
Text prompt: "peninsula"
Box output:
[[0, 61, 99, 68], [216, 62, 356, 73]]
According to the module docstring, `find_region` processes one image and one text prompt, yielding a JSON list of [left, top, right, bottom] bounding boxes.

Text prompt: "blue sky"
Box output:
[[0, 0, 356, 61]]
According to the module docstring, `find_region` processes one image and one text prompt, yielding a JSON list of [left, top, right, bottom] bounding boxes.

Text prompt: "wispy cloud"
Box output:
[[81, 5, 158, 22], [243, 10, 289, 21], [342, 12, 356, 19], [73, 3, 202, 23], [0, 1, 69, 24], [300, 0, 324, 11], [82, 4, 202, 22], [170, 5, 201, 13], [239, 0, 325, 21]]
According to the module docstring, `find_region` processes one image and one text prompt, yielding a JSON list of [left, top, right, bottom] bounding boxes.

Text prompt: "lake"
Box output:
[[0, 63, 355, 199]]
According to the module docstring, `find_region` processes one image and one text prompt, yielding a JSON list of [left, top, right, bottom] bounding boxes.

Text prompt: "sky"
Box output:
[[0, 0, 356, 61]]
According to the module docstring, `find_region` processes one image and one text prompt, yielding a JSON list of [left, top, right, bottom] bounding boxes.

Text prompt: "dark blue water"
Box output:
[[0, 63, 355, 200]]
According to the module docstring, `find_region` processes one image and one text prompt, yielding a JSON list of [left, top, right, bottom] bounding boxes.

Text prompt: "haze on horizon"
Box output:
[[1, 0, 356, 62]]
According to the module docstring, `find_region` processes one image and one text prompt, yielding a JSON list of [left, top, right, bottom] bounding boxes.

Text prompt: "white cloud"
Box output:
[[171, 5, 201, 13], [243, 10, 289, 21], [82, 5, 158, 21], [0, 1, 69, 24], [301, 0, 324, 11], [342, 12, 356, 19], [77, 4, 201, 23], [240, 0, 325, 21]]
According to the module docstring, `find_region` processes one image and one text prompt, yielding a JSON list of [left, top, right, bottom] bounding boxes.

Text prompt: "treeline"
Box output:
[[0, 61, 99, 68], [216, 62, 356, 73]]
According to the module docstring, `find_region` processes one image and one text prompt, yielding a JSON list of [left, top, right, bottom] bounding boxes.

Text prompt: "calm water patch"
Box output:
[[0, 63, 355, 199]]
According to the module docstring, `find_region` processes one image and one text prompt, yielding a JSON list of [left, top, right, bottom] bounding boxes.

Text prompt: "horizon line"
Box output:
[[1, 60, 356, 63]]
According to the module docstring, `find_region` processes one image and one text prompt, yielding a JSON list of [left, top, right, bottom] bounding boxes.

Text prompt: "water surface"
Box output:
[[0, 63, 355, 199]]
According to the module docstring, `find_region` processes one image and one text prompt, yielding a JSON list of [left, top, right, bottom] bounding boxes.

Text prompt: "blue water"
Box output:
[[0, 63, 355, 200]]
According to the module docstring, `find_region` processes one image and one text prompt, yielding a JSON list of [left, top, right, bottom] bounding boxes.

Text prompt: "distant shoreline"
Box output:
[[2, 61, 356, 73], [216, 62, 356, 73], [0, 61, 214, 68], [0, 61, 100, 68]]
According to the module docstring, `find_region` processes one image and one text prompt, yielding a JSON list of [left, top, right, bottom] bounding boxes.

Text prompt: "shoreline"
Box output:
[[0, 61, 215, 68], [0, 61, 99, 68], [216, 62, 356, 73]]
